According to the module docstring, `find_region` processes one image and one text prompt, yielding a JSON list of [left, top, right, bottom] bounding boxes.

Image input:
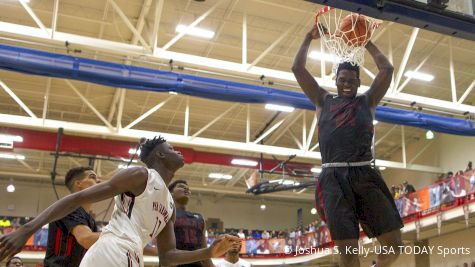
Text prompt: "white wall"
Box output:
[[429, 227, 475, 267], [437, 134, 475, 174], [0, 180, 316, 231], [185, 194, 315, 231]]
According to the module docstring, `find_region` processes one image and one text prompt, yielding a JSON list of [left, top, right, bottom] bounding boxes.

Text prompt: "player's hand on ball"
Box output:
[[209, 234, 241, 257], [0, 228, 30, 261]]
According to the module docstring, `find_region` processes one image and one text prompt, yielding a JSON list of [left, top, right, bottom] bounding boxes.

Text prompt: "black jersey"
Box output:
[[318, 94, 374, 163], [174, 208, 205, 267], [44, 207, 97, 267]]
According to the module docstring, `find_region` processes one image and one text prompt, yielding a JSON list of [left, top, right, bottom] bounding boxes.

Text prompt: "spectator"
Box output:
[[403, 180, 416, 194], [6, 256, 23, 267], [251, 230, 261, 239], [447, 171, 454, 178], [466, 161, 473, 172], [214, 234, 251, 267], [237, 229, 246, 239], [261, 230, 270, 239]]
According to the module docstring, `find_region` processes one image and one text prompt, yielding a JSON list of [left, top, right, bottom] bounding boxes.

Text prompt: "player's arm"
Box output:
[[200, 221, 215, 267], [143, 244, 158, 256], [364, 41, 394, 109], [0, 167, 149, 260], [156, 218, 238, 266], [71, 225, 100, 249], [292, 24, 329, 108]]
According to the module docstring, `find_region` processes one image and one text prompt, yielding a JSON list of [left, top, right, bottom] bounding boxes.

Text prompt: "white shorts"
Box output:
[[80, 233, 143, 267]]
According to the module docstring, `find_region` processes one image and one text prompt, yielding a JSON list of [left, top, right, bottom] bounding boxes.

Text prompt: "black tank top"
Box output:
[[174, 208, 205, 267], [318, 94, 374, 163]]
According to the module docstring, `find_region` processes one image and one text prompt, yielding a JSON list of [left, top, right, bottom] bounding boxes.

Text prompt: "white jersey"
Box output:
[[214, 258, 251, 267], [103, 168, 174, 248]]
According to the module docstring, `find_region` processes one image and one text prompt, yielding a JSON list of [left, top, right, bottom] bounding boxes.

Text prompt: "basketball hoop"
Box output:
[[315, 6, 382, 72]]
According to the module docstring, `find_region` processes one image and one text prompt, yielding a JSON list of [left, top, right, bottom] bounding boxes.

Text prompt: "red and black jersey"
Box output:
[[44, 207, 97, 267], [318, 94, 374, 164], [174, 208, 205, 267]]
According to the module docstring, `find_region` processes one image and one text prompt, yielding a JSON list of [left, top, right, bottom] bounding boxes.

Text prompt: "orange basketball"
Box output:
[[339, 14, 372, 46]]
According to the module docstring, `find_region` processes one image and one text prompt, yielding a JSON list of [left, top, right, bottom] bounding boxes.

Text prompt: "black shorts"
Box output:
[[315, 166, 403, 240]]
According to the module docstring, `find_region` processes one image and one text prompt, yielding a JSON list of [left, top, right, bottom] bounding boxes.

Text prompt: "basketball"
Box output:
[[339, 13, 372, 46]]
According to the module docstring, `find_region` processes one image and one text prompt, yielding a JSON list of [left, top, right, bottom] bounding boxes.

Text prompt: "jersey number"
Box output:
[[149, 217, 162, 238]]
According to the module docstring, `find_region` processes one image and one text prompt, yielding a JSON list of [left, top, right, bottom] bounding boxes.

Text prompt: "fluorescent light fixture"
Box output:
[[0, 134, 23, 142], [231, 159, 258, 167], [404, 71, 434, 82], [128, 148, 141, 155], [6, 184, 15, 193], [311, 208, 317, 215], [379, 166, 387, 171], [121, 157, 138, 163], [176, 24, 215, 39], [265, 104, 295, 112], [118, 164, 140, 169], [282, 179, 296, 185], [311, 167, 322, 173], [208, 173, 232, 180], [309, 51, 340, 63], [373, 120, 378, 125], [260, 204, 266, 210], [0, 153, 25, 160], [426, 130, 435, 140]]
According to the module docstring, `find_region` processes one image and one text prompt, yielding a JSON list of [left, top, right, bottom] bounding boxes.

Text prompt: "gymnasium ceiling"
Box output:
[[0, 0, 474, 201]]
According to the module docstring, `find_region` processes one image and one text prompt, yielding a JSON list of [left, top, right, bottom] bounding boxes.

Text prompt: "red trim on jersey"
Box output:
[[65, 236, 74, 256], [54, 228, 61, 255]]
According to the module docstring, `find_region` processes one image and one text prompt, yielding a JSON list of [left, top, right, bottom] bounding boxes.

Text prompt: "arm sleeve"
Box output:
[[59, 208, 90, 233]]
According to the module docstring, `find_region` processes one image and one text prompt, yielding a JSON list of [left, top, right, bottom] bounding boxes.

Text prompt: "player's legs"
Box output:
[[352, 167, 403, 266], [318, 168, 361, 266], [334, 239, 360, 267], [375, 229, 402, 266], [80, 233, 143, 267]]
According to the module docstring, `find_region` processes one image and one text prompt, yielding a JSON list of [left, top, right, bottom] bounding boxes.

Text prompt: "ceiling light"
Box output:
[[282, 179, 296, 185], [6, 184, 15, 193], [208, 173, 232, 179], [265, 103, 295, 112], [311, 167, 322, 173], [311, 208, 317, 215], [260, 204, 266, 210], [0, 153, 25, 160], [379, 166, 387, 171], [426, 130, 435, 140], [373, 120, 378, 125], [120, 157, 138, 163], [309, 51, 340, 63], [176, 24, 215, 39], [404, 71, 434, 82], [128, 148, 141, 155], [118, 164, 139, 169], [231, 159, 258, 167], [0, 134, 23, 143]]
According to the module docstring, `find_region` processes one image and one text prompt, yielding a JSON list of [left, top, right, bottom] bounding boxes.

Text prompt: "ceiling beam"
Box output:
[[0, 79, 37, 118], [1, 21, 474, 115], [0, 114, 444, 173]]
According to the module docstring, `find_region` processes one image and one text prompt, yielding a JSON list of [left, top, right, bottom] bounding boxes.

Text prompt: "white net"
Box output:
[[315, 6, 381, 73]]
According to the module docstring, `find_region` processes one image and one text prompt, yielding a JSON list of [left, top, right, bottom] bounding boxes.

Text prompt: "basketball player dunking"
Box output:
[[292, 25, 403, 267], [0, 137, 240, 267]]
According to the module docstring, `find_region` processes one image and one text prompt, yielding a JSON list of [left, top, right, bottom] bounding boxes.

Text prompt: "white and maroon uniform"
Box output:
[[80, 169, 174, 267]]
